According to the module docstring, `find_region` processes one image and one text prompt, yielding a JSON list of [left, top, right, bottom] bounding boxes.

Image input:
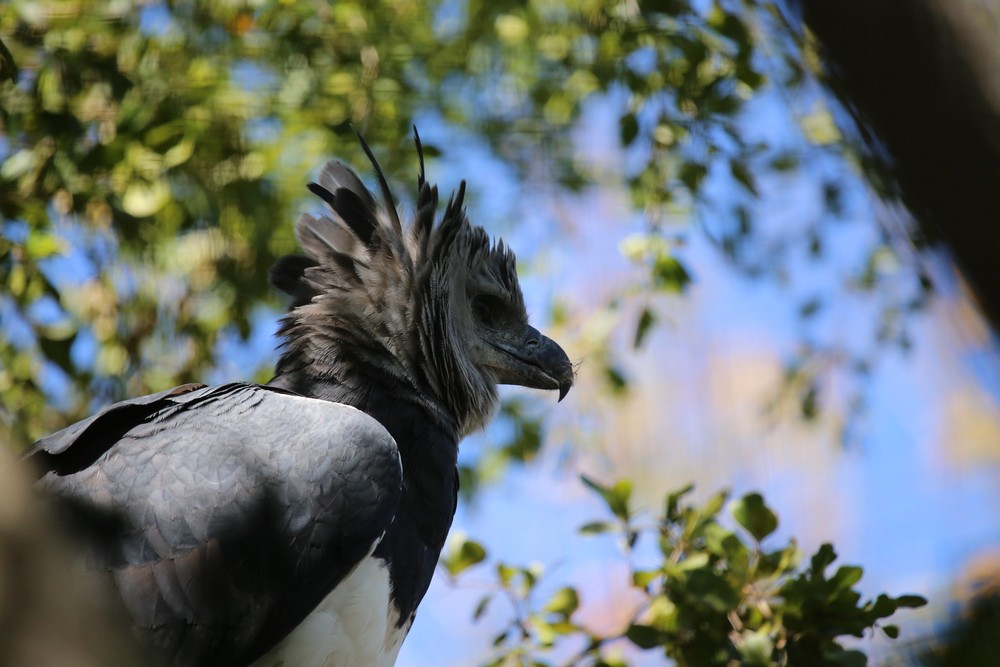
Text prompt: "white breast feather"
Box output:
[[251, 555, 411, 667]]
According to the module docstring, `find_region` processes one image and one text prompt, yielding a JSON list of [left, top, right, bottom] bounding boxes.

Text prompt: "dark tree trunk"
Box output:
[[793, 0, 1000, 333]]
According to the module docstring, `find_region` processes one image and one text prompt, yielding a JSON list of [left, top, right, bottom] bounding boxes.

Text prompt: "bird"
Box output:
[[25, 128, 574, 667]]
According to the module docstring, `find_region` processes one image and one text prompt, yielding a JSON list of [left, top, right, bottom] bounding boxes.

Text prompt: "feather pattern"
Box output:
[[271, 127, 523, 437], [29, 383, 403, 666]]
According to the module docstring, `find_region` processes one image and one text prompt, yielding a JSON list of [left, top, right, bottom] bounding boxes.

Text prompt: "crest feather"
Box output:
[[271, 129, 524, 433]]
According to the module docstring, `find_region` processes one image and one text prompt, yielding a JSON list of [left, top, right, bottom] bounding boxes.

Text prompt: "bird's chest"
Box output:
[[251, 555, 411, 667]]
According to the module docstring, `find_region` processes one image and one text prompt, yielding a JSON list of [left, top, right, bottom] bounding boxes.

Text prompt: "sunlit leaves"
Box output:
[[572, 481, 924, 665], [800, 102, 842, 145], [2, 0, 783, 449], [542, 586, 579, 619], [120, 179, 170, 217], [619, 233, 691, 295], [441, 533, 487, 578], [455, 481, 925, 665], [581, 475, 633, 522], [2, 1, 297, 440]]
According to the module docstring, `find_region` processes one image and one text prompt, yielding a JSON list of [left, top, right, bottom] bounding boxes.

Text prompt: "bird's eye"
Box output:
[[472, 294, 504, 326]]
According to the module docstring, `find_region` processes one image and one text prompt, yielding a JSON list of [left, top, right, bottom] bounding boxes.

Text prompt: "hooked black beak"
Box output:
[[488, 325, 574, 401]]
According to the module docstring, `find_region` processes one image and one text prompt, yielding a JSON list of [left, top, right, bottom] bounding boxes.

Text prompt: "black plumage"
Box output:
[[28, 128, 574, 666]]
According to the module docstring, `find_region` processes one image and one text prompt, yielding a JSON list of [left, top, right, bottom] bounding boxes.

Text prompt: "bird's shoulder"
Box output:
[[27, 381, 399, 481], [26, 382, 404, 665]]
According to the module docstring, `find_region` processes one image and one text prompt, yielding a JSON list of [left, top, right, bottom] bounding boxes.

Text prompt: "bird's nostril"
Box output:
[[525, 338, 540, 349]]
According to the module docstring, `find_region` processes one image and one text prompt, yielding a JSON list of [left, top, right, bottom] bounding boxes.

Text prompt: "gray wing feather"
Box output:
[[32, 383, 402, 667]]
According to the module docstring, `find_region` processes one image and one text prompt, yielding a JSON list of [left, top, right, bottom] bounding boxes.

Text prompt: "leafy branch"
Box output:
[[444, 479, 927, 667]]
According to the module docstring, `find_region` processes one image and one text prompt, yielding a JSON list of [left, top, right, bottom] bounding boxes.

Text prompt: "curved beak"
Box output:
[[487, 325, 574, 401]]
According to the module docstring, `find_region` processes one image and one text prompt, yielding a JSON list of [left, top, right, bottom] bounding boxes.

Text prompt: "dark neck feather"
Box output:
[[270, 350, 460, 441], [268, 364, 459, 550]]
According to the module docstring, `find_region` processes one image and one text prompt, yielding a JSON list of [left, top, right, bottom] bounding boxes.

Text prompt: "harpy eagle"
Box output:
[[26, 130, 574, 667]]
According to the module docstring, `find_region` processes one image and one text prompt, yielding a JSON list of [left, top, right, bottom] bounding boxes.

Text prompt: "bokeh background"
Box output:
[[2, 1, 999, 664]]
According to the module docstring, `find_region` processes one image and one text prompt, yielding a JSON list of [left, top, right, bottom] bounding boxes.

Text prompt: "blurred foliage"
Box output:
[[0, 0, 929, 451], [459, 397, 545, 501], [449, 480, 926, 666], [0, 0, 811, 446]]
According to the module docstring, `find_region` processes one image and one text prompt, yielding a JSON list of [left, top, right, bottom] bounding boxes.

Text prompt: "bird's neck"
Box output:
[[270, 365, 457, 439], [268, 370, 460, 541]]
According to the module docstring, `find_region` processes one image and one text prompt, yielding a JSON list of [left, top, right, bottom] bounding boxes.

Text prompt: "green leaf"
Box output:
[[633, 307, 657, 349], [769, 151, 799, 171], [2, 149, 38, 180], [704, 522, 748, 573], [830, 565, 864, 594], [37, 327, 77, 375], [543, 587, 579, 618], [799, 298, 822, 318], [501, 408, 542, 463], [757, 542, 800, 578], [882, 624, 899, 639], [665, 484, 695, 521], [810, 543, 838, 575], [533, 618, 556, 647], [895, 594, 928, 608], [652, 254, 691, 293], [581, 476, 633, 522], [620, 112, 639, 146], [801, 383, 819, 420], [517, 564, 542, 596], [496, 563, 516, 587], [677, 552, 711, 573], [25, 232, 65, 260], [625, 623, 664, 649], [729, 158, 758, 196], [121, 179, 170, 217], [737, 629, 774, 665], [604, 363, 628, 394], [579, 521, 615, 536], [0, 37, 17, 84], [685, 568, 740, 612], [473, 594, 492, 622], [679, 161, 708, 192], [732, 492, 778, 542], [700, 489, 730, 523], [632, 569, 659, 588], [441, 535, 486, 577]]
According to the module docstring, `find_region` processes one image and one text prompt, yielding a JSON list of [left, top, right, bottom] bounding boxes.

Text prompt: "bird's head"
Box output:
[[271, 128, 573, 437]]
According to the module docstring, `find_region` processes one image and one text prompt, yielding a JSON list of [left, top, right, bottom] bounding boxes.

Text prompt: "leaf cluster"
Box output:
[[454, 479, 926, 666]]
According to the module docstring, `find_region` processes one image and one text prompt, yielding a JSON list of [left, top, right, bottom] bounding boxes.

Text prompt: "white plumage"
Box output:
[[252, 552, 410, 667]]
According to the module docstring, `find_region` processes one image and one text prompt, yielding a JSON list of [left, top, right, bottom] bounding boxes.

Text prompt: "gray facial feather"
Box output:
[[271, 134, 523, 436]]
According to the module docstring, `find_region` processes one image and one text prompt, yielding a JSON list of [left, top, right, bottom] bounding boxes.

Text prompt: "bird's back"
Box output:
[[30, 382, 402, 666]]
